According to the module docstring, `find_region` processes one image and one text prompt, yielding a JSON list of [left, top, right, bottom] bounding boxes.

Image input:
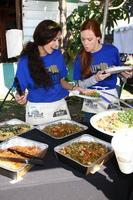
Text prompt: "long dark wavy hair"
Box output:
[[80, 19, 102, 78], [20, 20, 61, 87]]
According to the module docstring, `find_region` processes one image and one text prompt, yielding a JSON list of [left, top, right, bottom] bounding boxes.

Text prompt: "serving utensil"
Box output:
[[2, 148, 45, 165], [91, 65, 133, 73], [0, 155, 44, 165], [99, 94, 124, 110], [101, 91, 133, 109]]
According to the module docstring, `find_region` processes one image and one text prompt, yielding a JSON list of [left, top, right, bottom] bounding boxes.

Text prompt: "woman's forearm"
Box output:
[[60, 78, 84, 92], [60, 79, 75, 90], [78, 75, 98, 88]]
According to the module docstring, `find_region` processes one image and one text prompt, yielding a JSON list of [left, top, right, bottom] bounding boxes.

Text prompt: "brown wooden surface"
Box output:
[[0, 0, 22, 61]]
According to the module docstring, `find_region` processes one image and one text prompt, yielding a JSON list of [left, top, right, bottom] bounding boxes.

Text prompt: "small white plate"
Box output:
[[70, 90, 100, 100], [104, 66, 133, 74], [75, 93, 100, 100]]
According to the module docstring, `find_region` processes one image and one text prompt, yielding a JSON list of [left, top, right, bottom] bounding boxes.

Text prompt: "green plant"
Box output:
[[65, 0, 130, 62]]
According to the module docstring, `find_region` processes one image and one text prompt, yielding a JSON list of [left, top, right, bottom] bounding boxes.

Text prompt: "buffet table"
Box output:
[[0, 128, 133, 200]]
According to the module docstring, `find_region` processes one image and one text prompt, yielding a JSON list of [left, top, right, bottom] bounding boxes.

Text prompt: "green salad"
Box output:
[[118, 109, 133, 127]]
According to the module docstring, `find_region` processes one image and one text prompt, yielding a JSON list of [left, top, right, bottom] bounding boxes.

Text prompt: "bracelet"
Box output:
[[71, 85, 77, 90], [70, 85, 75, 90]]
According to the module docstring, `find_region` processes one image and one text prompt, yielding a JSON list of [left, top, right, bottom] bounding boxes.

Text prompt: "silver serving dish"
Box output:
[[0, 118, 32, 141], [54, 134, 113, 175], [0, 136, 48, 180], [37, 119, 88, 139]]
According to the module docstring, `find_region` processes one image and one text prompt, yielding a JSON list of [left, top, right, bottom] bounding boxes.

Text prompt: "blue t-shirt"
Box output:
[[15, 49, 69, 102], [73, 44, 121, 89]]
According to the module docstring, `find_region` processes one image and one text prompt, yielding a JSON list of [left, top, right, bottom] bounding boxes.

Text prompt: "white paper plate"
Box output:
[[75, 94, 101, 100], [104, 66, 133, 74], [90, 110, 133, 136], [70, 90, 101, 100]]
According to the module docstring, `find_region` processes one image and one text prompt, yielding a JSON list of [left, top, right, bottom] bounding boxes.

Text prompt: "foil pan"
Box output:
[[0, 136, 48, 180], [54, 134, 113, 175], [37, 119, 88, 139], [0, 118, 32, 141]]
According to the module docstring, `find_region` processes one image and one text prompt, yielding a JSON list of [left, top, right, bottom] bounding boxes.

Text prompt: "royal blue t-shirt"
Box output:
[[73, 44, 121, 89], [15, 49, 69, 102]]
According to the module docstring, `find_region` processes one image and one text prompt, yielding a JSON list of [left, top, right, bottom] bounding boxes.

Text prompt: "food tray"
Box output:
[[37, 119, 88, 139], [54, 134, 113, 175], [0, 118, 32, 141], [0, 136, 48, 180]]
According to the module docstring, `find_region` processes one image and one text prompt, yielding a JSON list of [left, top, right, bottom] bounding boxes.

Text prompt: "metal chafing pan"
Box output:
[[0, 136, 48, 180], [0, 118, 32, 141], [54, 134, 113, 175], [36, 119, 88, 139]]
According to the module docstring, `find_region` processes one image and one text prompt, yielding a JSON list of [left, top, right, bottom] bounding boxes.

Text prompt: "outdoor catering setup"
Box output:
[[0, 118, 89, 180], [0, 116, 133, 200], [0, 107, 133, 181], [70, 82, 133, 175], [20, 119, 115, 176]]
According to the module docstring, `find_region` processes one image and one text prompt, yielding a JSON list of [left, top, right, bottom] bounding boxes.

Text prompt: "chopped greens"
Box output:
[[118, 109, 133, 127]]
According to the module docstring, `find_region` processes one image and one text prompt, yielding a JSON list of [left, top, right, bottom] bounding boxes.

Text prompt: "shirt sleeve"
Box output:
[[78, 75, 98, 88]]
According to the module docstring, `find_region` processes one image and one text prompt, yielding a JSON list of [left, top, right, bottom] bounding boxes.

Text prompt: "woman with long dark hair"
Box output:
[[15, 20, 80, 125]]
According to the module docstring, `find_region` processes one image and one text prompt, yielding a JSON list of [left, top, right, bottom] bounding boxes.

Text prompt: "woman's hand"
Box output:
[[15, 92, 27, 105], [95, 71, 111, 82], [60, 78, 84, 92], [120, 70, 133, 79], [72, 85, 85, 93]]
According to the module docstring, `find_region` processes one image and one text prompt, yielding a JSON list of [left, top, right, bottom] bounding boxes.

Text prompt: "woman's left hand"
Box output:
[[95, 71, 111, 82], [72, 86, 85, 93]]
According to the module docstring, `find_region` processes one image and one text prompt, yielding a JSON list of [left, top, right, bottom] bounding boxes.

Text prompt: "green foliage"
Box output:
[[65, 0, 130, 62], [0, 101, 25, 122]]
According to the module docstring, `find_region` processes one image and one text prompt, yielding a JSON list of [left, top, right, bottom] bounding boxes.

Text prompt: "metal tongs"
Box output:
[[100, 91, 133, 110], [0, 148, 45, 166]]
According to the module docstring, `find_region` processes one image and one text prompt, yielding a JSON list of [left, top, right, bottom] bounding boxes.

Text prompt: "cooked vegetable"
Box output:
[[43, 122, 84, 138], [59, 141, 108, 165], [96, 110, 133, 133], [80, 90, 100, 97], [118, 109, 133, 127], [0, 124, 31, 140]]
